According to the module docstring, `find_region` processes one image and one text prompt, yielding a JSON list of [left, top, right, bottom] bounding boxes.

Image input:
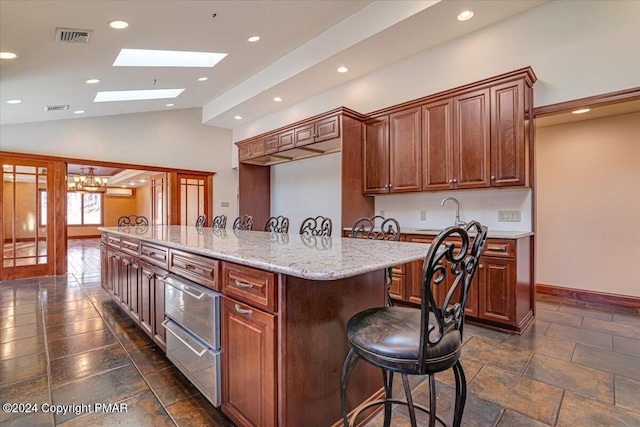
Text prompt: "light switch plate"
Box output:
[[498, 210, 521, 222], [220, 201, 229, 207], [420, 210, 427, 221]]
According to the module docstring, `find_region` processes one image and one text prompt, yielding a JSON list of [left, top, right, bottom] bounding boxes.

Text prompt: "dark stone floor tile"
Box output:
[[558, 304, 613, 321], [0, 311, 42, 329], [367, 410, 414, 427], [0, 323, 45, 343], [435, 359, 484, 388], [166, 394, 232, 427], [537, 294, 587, 307], [145, 366, 201, 407], [468, 365, 563, 425], [114, 325, 155, 351], [51, 364, 149, 424], [0, 375, 51, 424], [536, 309, 583, 328], [0, 303, 38, 318], [615, 376, 640, 413], [45, 317, 107, 341], [529, 319, 551, 335], [572, 344, 640, 381], [129, 345, 172, 374], [463, 324, 509, 344], [45, 306, 100, 326], [613, 336, 640, 358], [536, 300, 560, 311], [496, 409, 551, 427], [503, 330, 575, 362], [57, 390, 175, 427], [42, 298, 95, 315], [38, 275, 76, 286], [39, 291, 87, 305], [546, 323, 613, 350], [48, 328, 117, 360], [0, 335, 46, 361], [612, 312, 640, 326], [50, 343, 131, 387], [556, 391, 640, 427], [0, 352, 47, 386], [0, 411, 54, 426], [462, 337, 532, 374], [584, 301, 640, 315], [582, 316, 640, 340], [524, 353, 614, 404]]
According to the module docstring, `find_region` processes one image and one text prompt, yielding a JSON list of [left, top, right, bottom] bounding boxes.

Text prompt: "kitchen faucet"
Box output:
[[441, 197, 466, 227]]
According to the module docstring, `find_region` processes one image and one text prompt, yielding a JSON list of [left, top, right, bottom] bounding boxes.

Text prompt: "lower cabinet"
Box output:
[[139, 261, 167, 351], [221, 296, 276, 427], [477, 256, 516, 324]]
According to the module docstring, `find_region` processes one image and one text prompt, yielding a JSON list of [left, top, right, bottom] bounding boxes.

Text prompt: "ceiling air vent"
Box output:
[[55, 28, 92, 43], [44, 105, 70, 112]]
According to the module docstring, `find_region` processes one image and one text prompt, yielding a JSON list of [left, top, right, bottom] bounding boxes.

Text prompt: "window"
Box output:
[[67, 192, 103, 225]]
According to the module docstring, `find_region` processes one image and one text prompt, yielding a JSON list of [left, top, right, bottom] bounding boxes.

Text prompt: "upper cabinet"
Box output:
[[364, 67, 535, 195]]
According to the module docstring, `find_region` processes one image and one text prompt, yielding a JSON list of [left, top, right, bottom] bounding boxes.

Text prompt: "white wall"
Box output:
[[374, 188, 532, 232], [270, 153, 341, 236], [0, 108, 238, 219], [536, 112, 640, 297]]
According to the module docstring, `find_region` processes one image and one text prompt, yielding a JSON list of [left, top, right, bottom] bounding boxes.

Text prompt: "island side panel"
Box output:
[[278, 269, 386, 427]]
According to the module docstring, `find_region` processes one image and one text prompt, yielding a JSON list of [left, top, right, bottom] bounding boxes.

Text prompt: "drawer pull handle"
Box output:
[[162, 320, 207, 357], [487, 245, 507, 252], [184, 263, 197, 271], [235, 304, 253, 316], [147, 251, 156, 256], [479, 264, 484, 269], [234, 280, 254, 289]]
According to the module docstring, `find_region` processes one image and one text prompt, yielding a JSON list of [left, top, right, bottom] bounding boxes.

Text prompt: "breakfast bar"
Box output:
[[99, 225, 430, 427]]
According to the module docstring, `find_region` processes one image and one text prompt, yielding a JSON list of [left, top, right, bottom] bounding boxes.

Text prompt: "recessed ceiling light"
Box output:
[[113, 48, 227, 68], [273, 97, 282, 102], [108, 20, 129, 29], [337, 66, 349, 73], [74, 110, 85, 114], [198, 77, 208, 81], [130, 182, 135, 185], [457, 10, 474, 21], [85, 78, 100, 84], [234, 116, 242, 120], [166, 103, 175, 107], [0, 52, 18, 59], [572, 108, 591, 115], [247, 36, 260, 42], [94, 89, 185, 103], [6, 99, 22, 104]]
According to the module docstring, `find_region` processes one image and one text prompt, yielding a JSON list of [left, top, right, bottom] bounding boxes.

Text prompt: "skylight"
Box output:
[[94, 89, 185, 103], [113, 49, 227, 67]]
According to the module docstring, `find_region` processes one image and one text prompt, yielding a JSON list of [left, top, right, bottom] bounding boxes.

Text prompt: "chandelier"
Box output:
[[68, 167, 108, 193]]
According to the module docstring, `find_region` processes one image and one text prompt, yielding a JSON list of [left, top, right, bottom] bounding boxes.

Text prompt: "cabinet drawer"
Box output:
[[140, 242, 168, 269], [391, 263, 406, 275], [221, 262, 276, 312], [169, 249, 219, 291], [482, 240, 516, 258], [120, 238, 140, 256], [107, 234, 120, 248]]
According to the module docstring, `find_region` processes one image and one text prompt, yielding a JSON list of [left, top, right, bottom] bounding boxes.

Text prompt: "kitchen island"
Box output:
[[99, 225, 430, 427]]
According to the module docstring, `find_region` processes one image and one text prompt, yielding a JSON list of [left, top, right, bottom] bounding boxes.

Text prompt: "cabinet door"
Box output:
[[478, 256, 516, 325], [120, 257, 130, 309], [112, 252, 122, 304], [315, 115, 340, 142], [422, 99, 454, 190], [278, 130, 295, 151], [389, 107, 422, 192], [264, 135, 278, 155], [100, 244, 108, 291], [389, 273, 405, 301], [222, 297, 276, 427], [249, 139, 265, 158], [127, 259, 142, 323], [238, 142, 252, 161], [154, 277, 166, 350], [363, 116, 390, 194], [294, 123, 315, 147], [491, 80, 526, 186], [453, 89, 490, 189], [140, 264, 155, 338]]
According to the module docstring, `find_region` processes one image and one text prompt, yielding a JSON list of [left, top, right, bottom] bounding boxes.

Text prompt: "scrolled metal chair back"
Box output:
[[117, 215, 149, 227], [299, 216, 332, 237], [211, 215, 227, 229], [264, 216, 289, 233], [418, 221, 487, 369], [233, 215, 253, 231], [195, 215, 207, 228], [350, 215, 401, 241]]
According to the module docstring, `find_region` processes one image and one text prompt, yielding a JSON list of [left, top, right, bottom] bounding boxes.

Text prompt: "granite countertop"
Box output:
[[343, 226, 534, 239], [99, 226, 431, 281]]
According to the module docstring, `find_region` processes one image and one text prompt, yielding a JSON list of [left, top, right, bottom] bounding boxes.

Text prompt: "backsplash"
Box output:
[[374, 188, 532, 232]]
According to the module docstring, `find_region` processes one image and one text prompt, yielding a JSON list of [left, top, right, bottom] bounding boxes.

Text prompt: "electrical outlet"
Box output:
[[498, 210, 521, 222], [420, 210, 427, 221], [220, 201, 229, 207], [379, 209, 385, 217]]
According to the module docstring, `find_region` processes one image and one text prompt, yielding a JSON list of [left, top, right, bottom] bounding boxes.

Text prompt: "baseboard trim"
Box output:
[[67, 235, 101, 240], [537, 283, 640, 309]]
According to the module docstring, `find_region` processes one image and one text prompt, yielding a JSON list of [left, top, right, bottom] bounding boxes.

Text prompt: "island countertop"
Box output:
[[98, 225, 431, 281]]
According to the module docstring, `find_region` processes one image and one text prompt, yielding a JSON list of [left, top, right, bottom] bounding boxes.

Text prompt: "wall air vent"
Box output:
[[44, 105, 70, 112], [55, 28, 92, 43], [106, 188, 133, 197]]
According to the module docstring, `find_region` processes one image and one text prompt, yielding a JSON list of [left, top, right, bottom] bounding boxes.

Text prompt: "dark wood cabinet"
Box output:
[[238, 142, 252, 161], [237, 139, 266, 161], [124, 257, 142, 323], [278, 130, 295, 151], [294, 123, 314, 147], [249, 139, 265, 158], [264, 135, 278, 155], [100, 244, 108, 291], [422, 99, 453, 190], [140, 263, 154, 338], [154, 276, 166, 350], [221, 296, 276, 427], [477, 256, 516, 324], [389, 107, 422, 192], [314, 115, 340, 142], [363, 116, 389, 193]]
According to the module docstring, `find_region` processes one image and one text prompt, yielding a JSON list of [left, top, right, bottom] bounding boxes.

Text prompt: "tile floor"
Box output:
[[1, 239, 639, 426]]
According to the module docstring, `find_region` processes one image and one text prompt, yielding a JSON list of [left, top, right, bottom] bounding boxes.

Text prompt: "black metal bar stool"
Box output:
[[299, 215, 332, 236], [264, 215, 289, 233], [233, 215, 253, 231], [211, 215, 227, 229], [340, 221, 488, 427], [350, 216, 401, 307], [117, 215, 148, 226], [195, 215, 207, 227]]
